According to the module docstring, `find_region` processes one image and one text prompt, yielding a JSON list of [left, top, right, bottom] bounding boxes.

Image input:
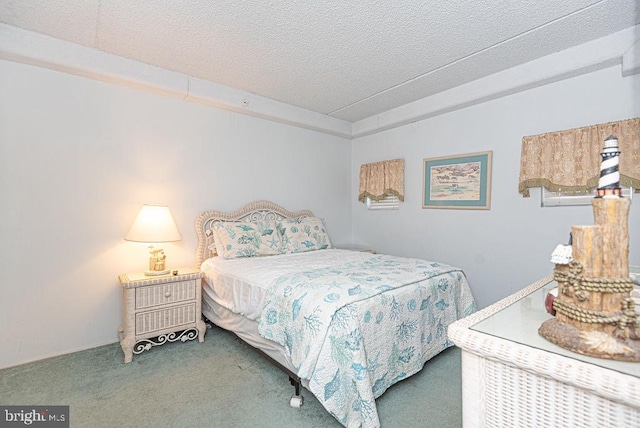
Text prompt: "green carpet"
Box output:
[[0, 325, 462, 427]]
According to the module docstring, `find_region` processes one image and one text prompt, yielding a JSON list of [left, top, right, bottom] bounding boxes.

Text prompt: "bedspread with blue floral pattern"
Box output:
[[258, 254, 476, 428]]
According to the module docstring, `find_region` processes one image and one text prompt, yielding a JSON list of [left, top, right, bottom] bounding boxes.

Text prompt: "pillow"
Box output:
[[212, 220, 283, 259], [210, 228, 225, 257], [278, 217, 332, 253]]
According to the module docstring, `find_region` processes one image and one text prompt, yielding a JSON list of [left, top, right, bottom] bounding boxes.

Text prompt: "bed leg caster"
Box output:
[[290, 395, 304, 408], [289, 376, 303, 408]]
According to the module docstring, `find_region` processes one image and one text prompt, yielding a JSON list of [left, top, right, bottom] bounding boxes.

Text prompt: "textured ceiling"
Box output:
[[1, 0, 638, 122]]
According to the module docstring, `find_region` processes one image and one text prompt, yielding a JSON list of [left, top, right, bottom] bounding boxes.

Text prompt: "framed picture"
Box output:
[[422, 151, 492, 209]]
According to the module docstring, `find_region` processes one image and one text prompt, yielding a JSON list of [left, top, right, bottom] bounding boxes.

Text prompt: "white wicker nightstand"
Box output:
[[448, 275, 640, 427], [117, 267, 206, 363]]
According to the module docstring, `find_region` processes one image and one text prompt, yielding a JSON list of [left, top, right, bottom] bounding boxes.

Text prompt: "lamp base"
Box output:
[[144, 269, 170, 276]]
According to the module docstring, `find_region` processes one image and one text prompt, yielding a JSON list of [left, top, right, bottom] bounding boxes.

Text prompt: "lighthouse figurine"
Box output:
[[595, 135, 622, 198], [539, 134, 640, 361]]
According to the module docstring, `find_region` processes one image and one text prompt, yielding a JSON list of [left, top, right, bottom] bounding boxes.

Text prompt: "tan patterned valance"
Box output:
[[358, 158, 405, 202], [518, 117, 640, 197]]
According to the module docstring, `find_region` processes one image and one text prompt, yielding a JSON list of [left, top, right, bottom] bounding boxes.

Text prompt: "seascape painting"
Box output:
[[423, 151, 492, 209], [430, 161, 481, 200]]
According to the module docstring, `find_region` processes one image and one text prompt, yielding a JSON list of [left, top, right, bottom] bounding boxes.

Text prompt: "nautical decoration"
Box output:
[[539, 135, 640, 361], [596, 135, 622, 198], [544, 287, 558, 316], [550, 233, 573, 265]]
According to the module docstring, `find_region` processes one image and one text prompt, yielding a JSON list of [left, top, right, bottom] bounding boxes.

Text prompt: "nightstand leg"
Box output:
[[196, 319, 206, 342], [120, 336, 135, 363]]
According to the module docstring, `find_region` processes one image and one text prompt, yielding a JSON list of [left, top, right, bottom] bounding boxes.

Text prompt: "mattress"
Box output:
[[201, 249, 373, 321], [201, 293, 300, 375], [201, 249, 374, 374]]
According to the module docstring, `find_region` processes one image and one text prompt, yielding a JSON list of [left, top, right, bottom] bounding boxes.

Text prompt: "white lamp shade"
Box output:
[[124, 205, 182, 243]]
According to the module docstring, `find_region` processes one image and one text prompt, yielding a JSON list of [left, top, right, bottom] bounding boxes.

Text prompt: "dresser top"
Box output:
[[471, 278, 640, 378], [118, 267, 203, 288]]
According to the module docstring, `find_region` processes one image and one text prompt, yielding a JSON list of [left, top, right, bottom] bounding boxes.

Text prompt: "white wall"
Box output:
[[352, 65, 640, 309], [0, 60, 352, 369]]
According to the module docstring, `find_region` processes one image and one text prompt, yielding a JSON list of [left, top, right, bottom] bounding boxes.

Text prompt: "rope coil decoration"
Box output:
[[554, 260, 634, 293], [553, 300, 623, 325], [578, 277, 634, 293], [552, 260, 638, 337]]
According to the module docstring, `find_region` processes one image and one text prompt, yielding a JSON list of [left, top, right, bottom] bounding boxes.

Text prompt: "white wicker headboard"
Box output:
[[194, 200, 314, 268]]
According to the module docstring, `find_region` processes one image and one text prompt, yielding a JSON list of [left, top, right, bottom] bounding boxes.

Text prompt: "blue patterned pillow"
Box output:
[[278, 217, 332, 253], [212, 221, 283, 259]]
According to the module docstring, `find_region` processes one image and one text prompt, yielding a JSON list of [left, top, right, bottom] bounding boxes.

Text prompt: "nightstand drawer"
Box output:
[[135, 280, 196, 309], [135, 303, 196, 335]]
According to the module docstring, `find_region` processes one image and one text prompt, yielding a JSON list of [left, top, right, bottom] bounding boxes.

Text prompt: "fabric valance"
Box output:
[[358, 158, 405, 202], [518, 117, 640, 197]]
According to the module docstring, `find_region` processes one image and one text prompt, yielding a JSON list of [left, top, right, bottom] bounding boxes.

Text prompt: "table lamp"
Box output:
[[124, 205, 182, 275]]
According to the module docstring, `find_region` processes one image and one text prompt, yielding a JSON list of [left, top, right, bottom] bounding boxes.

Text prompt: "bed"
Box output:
[[195, 200, 476, 428]]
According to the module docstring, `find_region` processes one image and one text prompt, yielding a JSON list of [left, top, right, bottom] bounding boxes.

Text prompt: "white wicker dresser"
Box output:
[[448, 275, 640, 428]]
